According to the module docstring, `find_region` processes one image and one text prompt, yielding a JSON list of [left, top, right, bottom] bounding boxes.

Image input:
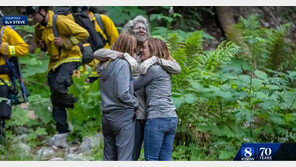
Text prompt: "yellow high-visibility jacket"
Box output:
[[89, 11, 119, 49], [34, 10, 89, 72], [65, 11, 119, 77], [87, 11, 119, 77], [0, 26, 29, 86], [65, 12, 118, 49]]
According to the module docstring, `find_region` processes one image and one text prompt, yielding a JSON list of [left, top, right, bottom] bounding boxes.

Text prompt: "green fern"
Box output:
[[201, 41, 240, 71], [239, 14, 261, 32], [266, 23, 291, 70], [229, 15, 295, 72], [184, 31, 203, 58]]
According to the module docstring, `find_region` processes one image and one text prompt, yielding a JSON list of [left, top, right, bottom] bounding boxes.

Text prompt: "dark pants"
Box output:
[[144, 117, 178, 161], [47, 62, 79, 133], [132, 119, 146, 161], [88, 77, 99, 83], [102, 114, 135, 161], [0, 85, 11, 140]]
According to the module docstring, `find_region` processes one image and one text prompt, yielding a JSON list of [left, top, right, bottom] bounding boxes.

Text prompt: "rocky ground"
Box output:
[[0, 103, 104, 161], [2, 129, 104, 161]]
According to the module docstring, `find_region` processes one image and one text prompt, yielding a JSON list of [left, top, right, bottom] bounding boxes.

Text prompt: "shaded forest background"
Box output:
[[1, 6, 296, 50], [0, 6, 295, 161]]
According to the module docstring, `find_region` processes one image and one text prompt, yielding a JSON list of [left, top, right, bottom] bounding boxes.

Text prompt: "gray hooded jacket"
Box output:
[[98, 58, 139, 127], [133, 65, 177, 119]]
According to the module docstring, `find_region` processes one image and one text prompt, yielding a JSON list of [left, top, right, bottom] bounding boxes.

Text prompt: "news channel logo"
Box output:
[[241, 147, 255, 161], [241, 146, 273, 160], [2, 16, 28, 25], [235, 143, 284, 161]]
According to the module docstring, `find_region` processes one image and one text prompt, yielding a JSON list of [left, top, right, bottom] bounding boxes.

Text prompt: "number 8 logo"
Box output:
[[244, 147, 253, 157]]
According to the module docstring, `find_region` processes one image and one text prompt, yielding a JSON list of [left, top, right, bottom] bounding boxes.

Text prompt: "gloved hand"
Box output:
[[54, 37, 65, 47], [123, 53, 139, 75], [72, 70, 81, 78], [63, 38, 72, 49], [0, 42, 11, 56], [39, 40, 47, 52], [140, 56, 158, 74], [63, 37, 80, 49]]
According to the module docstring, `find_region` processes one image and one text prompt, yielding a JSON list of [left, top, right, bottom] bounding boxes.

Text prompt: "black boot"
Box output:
[[0, 119, 5, 142]]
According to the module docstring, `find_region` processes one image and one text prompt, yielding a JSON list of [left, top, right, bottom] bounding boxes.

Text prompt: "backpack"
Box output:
[[0, 26, 30, 104], [52, 7, 109, 65], [94, 13, 110, 45]]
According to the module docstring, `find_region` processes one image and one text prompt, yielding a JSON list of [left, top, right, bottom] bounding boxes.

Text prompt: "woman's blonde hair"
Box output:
[[147, 38, 170, 60], [111, 32, 137, 56]]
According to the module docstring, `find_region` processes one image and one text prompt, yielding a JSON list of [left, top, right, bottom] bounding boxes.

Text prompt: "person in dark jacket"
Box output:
[[133, 38, 178, 161], [97, 33, 139, 161]]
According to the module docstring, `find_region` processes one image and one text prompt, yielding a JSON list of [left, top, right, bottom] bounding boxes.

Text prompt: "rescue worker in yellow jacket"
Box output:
[[25, 6, 89, 147], [70, 6, 119, 82], [0, 12, 29, 141]]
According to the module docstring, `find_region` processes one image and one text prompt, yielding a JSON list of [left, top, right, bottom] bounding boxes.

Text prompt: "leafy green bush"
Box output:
[[4, 47, 54, 150], [101, 6, 147, 26], [169, 26, 296, 160], [229, 15, 296, 71], [68, 75, 102, 139]]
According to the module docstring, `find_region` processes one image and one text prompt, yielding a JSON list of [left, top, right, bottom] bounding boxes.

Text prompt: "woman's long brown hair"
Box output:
[[111, 32, 137, 56], [147, 38, 170, 60]]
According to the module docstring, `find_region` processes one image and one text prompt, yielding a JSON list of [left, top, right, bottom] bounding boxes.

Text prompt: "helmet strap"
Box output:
[[39, 11, 48, 26]]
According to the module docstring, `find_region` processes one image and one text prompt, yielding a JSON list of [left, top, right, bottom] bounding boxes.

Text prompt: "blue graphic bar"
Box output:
[[2, 16, 28, 25]]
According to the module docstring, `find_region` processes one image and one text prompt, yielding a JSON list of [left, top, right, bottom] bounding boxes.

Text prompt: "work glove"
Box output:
[[0, 42, 13, 56], [54, 37, 65, 47], [63, 37, 80, 49], [72, 70, 81, 78], [62, 38, 72, 49], [140, 56, 159, 74], [123, 53, 139, 75], [38, 40, 46, 51]]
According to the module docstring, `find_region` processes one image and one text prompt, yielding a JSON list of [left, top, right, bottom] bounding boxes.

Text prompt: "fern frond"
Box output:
[[184, 31, 204, 57], [167, 33, 182, 52], [239, 14, 260, 31], [202, 41, 241, 71], [266, 23, 291, 70]]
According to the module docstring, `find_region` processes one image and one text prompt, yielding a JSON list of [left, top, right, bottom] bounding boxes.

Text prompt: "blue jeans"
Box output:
[[144, 117, 178, 161]]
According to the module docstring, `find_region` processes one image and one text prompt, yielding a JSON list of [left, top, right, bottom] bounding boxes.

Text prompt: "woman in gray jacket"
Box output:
[[133, 38, 178, 161], [97, 33, 139, 161]]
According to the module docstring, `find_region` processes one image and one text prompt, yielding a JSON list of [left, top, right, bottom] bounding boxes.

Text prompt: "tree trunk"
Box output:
[[216, 6, 236, 35], [216, 6, 252, 59]]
